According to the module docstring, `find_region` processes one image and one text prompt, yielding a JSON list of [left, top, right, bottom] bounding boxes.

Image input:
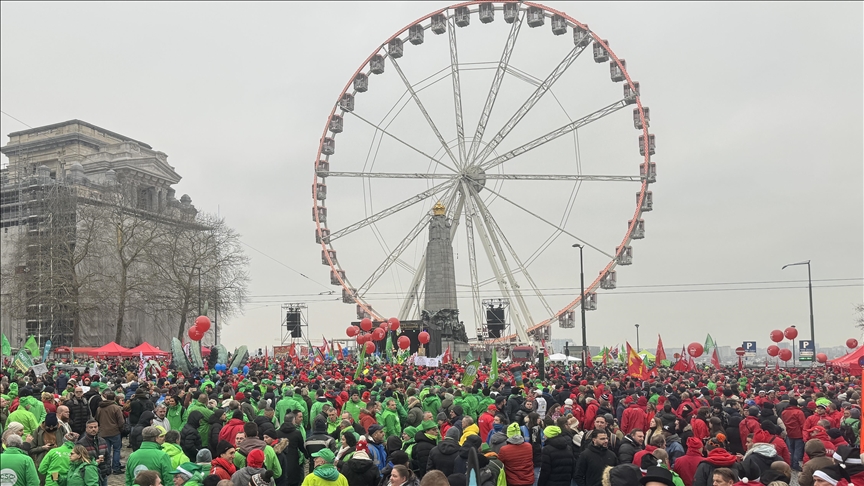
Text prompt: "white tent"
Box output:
[[548, 353, 581, 362]]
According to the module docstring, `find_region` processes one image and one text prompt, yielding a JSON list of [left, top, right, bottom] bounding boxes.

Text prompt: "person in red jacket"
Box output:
[[739, 406, 762, 450], [209, 440, 237, 480], [477, 405, 496, 442], [690, 408, 710, 440], [621, 399, 648, 435], [762, 422, 791, 465], [497, 422, 535, 486], [672, 436, 705, 486], [780, 398, 806, 471], [359, 402, 378, 433], [804, 403, 826, 433], [583, 398, 599, 431], [218, 410, 246, 446]]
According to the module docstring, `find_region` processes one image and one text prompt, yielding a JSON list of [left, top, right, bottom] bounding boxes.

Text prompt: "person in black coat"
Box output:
[[208, 409, 226, 453], [254, 414, 277, 440], [181, 410, 204, 460], [452, 436, 489, 474], [573, 431, 617, 486], [67, 390, 91, 435], [616, 432, 643, 465], [275, 414, 306, 486], [426, 427, 461, 477], [411, 429, 437, 478], [129, 411, 155, 451], [129, 389, 154, 426], [538, 429, 575, 486], [341, 446, 380, 486]]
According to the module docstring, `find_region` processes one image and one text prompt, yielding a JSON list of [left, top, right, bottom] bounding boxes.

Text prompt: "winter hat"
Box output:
[[758, 469, 787, 485], [605, 463, 641, 486], [169, 462, 203, 480], [367, 424, 383, 436], [753, 430, 772, 444], [564, 398, 573, 406], [445, 426, 461, 441], [44, 413, 58, 427], [851, 408, 861, 419], [420, 420, 437, 431], [686, 436, 703, 450], [311, 448, 335, 463], [436, 412, 448, 422], [215, 440, 234, 457], [506, 422, 521, 438], [196, 449, 213, 463], [543, 426, 561, 439], [640, 466, 675, 486], [804, 439, 826, 457], [247, 449, 265, 468], [812, 465, 843, 486], [64, 432, 80, 442]]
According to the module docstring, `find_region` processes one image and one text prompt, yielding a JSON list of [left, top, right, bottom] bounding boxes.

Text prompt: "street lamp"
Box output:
[[635, 324, 640, 353], [782, 260, 815, 349], [572, 243, 587, 372]]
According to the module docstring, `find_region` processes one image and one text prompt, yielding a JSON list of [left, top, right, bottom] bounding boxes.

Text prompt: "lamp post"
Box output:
[[782, 260, 815, 348], [635, 324, 640, 353], [572, 243, 587, 372]]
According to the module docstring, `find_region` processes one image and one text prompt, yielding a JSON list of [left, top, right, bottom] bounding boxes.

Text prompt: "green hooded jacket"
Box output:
[[2, 447, 40, 486], [378, 400, 401, 440], [342, 399, 366, 423], [6, 407, 39, 436], [166, 404, 185, 432], [65, 461, 99, 486], [162, 442, 190, 469], [184, 401, 214, 448], [38, 440, 75, 486], [19, 396, 47, 424], [422, 394, 441, 415], [124, 441, 173, 486]]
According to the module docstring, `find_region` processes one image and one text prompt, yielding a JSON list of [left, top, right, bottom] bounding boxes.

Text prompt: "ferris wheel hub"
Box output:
[[460, 165, 487, 193]]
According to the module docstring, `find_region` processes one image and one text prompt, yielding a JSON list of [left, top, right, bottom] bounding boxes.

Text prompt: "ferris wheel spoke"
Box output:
[[326, 171, 457, 180], [479, 183, 615, 260], [479, 99, 629, 172], [462, 181, 532, 343], [466, 185, 538, 333], [482, 173, 641, 182], [469, 188, 554, 317], [473, 42, 591, 166], [398, 188, 463, 320], [328, 180, 456, 242], [467, 10, 524, 164], [347, 112, 458, 174], [357, 212, 432, 299], [388, 56, 461, 168], [448, 15, 467, 168], [462, 197, 483, 340]]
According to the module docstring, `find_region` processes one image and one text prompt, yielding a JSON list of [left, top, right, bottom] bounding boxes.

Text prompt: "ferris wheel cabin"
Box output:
[[639, 134, 656, 156], [610, 59, 626, 82], [551, 15, 568, 35], [315, 228, 330, 244], [314, 182, 327, 200], [321, 249, 337, 265], [624, 82, 640, 104], [639, 191, 653, 212], [616, 246, 633, 265], [503, 3, 519, 23], [583, 292, 597, 311], [573, 25, 591, 47], [316, 160, 329, 178], [329, 115, 344, 133], [479, 2, 494, 23], [526, 6, 544, 27], [340, 93, 354, 112], [600, 271, 617, 289], [330, 269, 346, 285], [633, 107, 650, 129], [353, 73, 369, 93], [389, 37, 404, 57], [313, 206, 327, 223], [629, 219, 645, 240], [640, 162, 656, 183], [409, 24, 424, 45], [431, 13, 447, 34], [455, 6, 471, 27], [593, 40, 609, 63]]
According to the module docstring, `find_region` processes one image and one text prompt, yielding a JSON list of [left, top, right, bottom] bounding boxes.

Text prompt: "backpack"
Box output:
[[840, 419, 859, 446]]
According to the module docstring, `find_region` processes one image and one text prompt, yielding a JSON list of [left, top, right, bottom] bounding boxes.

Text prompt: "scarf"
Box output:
[[313, 464, 340, 481]]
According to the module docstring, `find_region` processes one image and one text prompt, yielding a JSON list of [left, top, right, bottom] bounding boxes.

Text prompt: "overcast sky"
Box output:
[[2, 2, 862, 356]]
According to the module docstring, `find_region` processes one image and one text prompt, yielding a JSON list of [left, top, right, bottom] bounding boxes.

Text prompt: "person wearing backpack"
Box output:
[[840, 407, 860, 447], [67, 445, 100, 486]]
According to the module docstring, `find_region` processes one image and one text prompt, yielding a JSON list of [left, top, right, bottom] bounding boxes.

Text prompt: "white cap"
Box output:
[[565, 399, 574, 405]]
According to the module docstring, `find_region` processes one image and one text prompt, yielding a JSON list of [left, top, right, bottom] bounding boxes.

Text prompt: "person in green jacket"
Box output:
[[38, 433, 78, 486], [378, 399, 401, 440], [125, 427, 173, 486], [274, 392, 298, 427], [20, 392, 47, 424], [66, 445, 100, 486], [161, 430, 190, 469], [421, 391, 441, 416], [164, 396, 185, 432], [342, 391, 366, 424], [1, 434, 40, 486], [300, 449, 348, 486], [6, 406, 39, 437], [168, 462, 206, 486], [183, 395, 213, 449]]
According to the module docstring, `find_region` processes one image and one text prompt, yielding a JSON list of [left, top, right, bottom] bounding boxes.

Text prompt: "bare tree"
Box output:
[[856, 303, 864, 330]]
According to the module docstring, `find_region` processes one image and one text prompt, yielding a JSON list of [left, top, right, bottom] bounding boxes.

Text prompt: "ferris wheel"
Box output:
[[312, 1, 655, 344]]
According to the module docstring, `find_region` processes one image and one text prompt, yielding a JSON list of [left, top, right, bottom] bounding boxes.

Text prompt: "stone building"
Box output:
[[0, 120, 202, 350]]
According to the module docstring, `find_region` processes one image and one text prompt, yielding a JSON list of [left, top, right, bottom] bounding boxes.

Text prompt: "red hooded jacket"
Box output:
[[672, 444, 704, 486]]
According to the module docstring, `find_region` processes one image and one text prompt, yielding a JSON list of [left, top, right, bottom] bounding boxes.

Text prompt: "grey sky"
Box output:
[[2, 2, 861, 354]]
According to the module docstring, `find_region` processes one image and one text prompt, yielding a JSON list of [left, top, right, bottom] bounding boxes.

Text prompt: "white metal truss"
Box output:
[[466, 9, 524, 164], [447, 14, 467, 168], [462, 195, 483, 337], [473, 42, 592, 166]]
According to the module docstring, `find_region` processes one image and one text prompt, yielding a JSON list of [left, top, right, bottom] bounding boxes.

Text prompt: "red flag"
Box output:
[[541, 340, 550, 357], [655, 335, 667, 363], [289, 342, 296, 358], [738, 357, 744, 371], [626, 342, 649, 379], [687, 354, 696, 372], [336, 343, 343, 360], [602, 347, 608, 366], [442, 346, 451, 364], [775, 360, 779, 371], [711, 347, 721, 369], [265, 347, 269, 369], [585, 351, 594, 368]]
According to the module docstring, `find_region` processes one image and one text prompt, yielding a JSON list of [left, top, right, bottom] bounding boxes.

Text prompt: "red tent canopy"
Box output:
[[127, 342, 170, 357], [828, 346, 864, 374], [201, 346, 211, 357], [91, 342, 131, 357]]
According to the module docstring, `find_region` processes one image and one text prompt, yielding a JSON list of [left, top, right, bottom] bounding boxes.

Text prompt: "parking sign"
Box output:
[[742, 341, 757, 358], [798, 340, 814, 361]]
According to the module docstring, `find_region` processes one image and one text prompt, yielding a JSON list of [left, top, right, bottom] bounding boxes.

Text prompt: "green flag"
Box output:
[[354, 344, 367, 380], [386, 335, 393, 363], [488, 348, 498, 384], [466, 350, 474, 363], [24, 336, 39, 358], [704, 334, 715, 353], [13, 349, 33, 373], [1, 334, 10, 356], [461, 360, 480, 387]]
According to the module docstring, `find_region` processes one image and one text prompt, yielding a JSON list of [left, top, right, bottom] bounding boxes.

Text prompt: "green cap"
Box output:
[[170, 462, 203, 477], [420, 420, 437, 431], [403, 426, 417, 438], [311, 448, 336, 463]]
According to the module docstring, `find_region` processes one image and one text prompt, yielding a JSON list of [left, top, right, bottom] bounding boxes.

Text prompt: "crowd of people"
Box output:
[[1, 353, 862, 486]]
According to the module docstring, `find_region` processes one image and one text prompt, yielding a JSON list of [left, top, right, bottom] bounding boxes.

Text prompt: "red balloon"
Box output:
[[364, 341, 376, 355], [770, 330, 784, 343], [815, 353, 828, 363], [847, 338, 859, 349], [356, 333, 368, 345], [346, 326, 359, 337], [360, 318, 373, 332], [372, 328, 386, 341], [398, 335, 411, 350], [195, 316, 211, 333], [380, 322, 389, 329], [687, 342, 704, 358], [418, 331, 430, 344], [389, 317, 400, 332], [784, 327, 798, 340], [778, 348, 792, 361], [188, 326, 203, 341], [767, 345, 780, 357]]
